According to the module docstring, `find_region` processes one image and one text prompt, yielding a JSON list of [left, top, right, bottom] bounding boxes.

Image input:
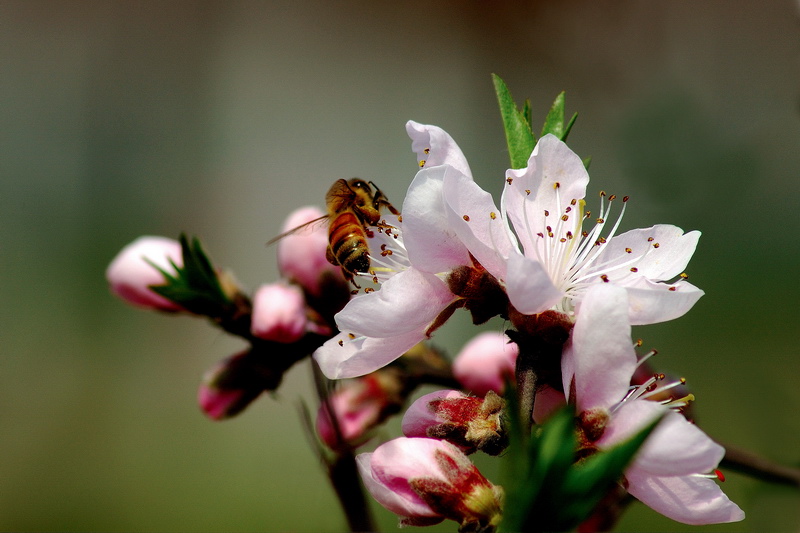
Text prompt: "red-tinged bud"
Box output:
[[198, 351, 279, 420], [106, 236, 183, 311], [277, 207, 344, 296], [316, 370, 404, 449], [250, 283, 307, 343], [402, 390, 508, 456], [452, 332, 518, 396], [357, 438, 503, 531]]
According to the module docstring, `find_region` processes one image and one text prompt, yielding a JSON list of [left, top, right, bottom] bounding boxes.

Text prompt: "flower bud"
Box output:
[[276, 206, 343, 296], [452, 332, 518, 396], [316, 370, 404, 449], [198, 350, 280, 420], [357, 437, 503, 530], [106, 236, 183, 311], [402, 390, 508, 456], [250, 283, 307, 343]]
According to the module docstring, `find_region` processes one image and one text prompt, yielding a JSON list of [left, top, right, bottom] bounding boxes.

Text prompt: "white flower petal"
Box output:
[[623, 277, 704, 325], [313, 328, 425, 379], [596, 225, 701, 281], [443, 171, 514, 280], [598, 402, 724, 477], [505, 253, 563, 315], [626, 467, 745, 525], [335, 268, 456, 337], [563, 284, 637, 412], [402, 166, 471, 274], [406, 121, 472, 177], [501, 134, 589, 257]]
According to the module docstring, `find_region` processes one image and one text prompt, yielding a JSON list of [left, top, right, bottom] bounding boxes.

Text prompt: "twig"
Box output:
[[719, 441, 800, 488]]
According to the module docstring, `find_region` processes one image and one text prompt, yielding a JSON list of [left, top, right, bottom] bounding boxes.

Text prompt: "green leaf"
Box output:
[[148, 234, 232, 317], [492, 73, 535, 169], [540, 91, 579, 143], [499, 406, 664, 533]]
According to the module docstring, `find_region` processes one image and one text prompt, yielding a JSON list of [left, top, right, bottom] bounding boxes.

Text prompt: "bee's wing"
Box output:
[[266, 215, 329, 245], [325, 178, 357, 212]]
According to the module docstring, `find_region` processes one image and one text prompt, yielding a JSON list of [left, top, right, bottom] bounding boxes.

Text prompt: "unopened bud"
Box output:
[[277, 207, 344, 296], [250, 283, 307, 343], [402, 390, 508, 456], [357, 437, 503, 531], [106, 236, 183, 311], [198, 350, 279, 420], [316, 371, 404, 449], [452, 332, 518, 395]]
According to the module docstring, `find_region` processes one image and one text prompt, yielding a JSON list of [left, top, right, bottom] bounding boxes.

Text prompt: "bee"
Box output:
[[269, 178, 400, 285]]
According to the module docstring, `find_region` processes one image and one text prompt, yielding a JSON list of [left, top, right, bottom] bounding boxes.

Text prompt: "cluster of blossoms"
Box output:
[[106, 91, 746, 530], [312, 121, 743, 528]]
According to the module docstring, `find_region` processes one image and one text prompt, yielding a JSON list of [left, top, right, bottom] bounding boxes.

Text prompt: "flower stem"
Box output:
[[515, 350, 537, 434], [328, 450, 378, 532], [719, 441, 800, 488]]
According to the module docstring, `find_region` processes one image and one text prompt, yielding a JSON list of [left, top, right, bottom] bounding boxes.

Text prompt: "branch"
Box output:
[[719, 441, 800, 488]]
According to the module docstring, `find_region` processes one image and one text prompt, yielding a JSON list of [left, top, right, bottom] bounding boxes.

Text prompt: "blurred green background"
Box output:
[[2, 1, 799, 531]]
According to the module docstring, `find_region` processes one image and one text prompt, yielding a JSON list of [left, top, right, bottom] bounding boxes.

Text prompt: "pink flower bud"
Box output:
[[452, 332, 518, 396], [276, 206, 343, 296], [315, 372, 402, 449], [106, 236, 183, 311], [357, 437, 503, 529], [198, 351, 272, 420], [402, 390, 507, 455], [250, 283, 307, 343]]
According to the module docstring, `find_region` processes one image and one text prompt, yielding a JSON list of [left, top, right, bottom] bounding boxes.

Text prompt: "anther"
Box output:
[[561, 214, 569, 221], [418, 160, 426, 168], [625, 247, 632, 253], [490, 212, 497, 220], [609, 194, 617, 201], [669, 287, 677, 291], [525, 189, 531, 195], [599, 191, 606, 197], [424, 148, 430, 154], [652, 243, 660, 248], [622, 196, 629, 202], [506, 177, 513, 185], [600, 274, 610, 283], [554, 182, 560, 189], [647, 237, 654, 242], [348, 333, 356, 339], [365, 287, 374, 293], [680, 272, 688, 279], [544, 210, 550, 216], [463, 215, 470, 222], [630, 267, 638, 272], [338, 340, 344, 346]]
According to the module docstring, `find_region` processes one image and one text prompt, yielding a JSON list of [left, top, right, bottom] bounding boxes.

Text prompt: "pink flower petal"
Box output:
[[250, 283, 307, 343], [505, 253, 563, 315], [402, 166, 472, 273], [406, 121, 472, 178], [562, 284, 637, 412], [356, 452, 438, 519], [626, 467, 745, 525], [106, 236, 183, 311], [532, 385, 567, 424], [443, 171, 514, 280], [334, 268, 456, 338]]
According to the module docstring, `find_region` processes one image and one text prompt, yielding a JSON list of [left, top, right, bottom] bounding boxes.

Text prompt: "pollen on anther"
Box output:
[[348, 333, 356, 339], [680, 272, 688, 279], [338, 340, 344, 346], [424, 148, 430, 154], [419, 160, 426, 168], [600, 274, 610, 283], [350, 289, 359, 295], [506, 177, 513, 185], [599, 190, 606, 197], [625, 247, 632, 253], [397, 215, 403, 222], [490, 212, 497, 220], [652, 243, 660, 248], [561, 214, 569, 221], [647, 237, 655, 242], [679, 377, 686, 385], [570, 199, 577, 206], [566, 231, 573, 239], [463, 214, 470, 222], [596, 217, 605, 224], [525, 189, 531, 195], [373, 276, 379, 283], [365, 287, 374, 293], [553, 182, 561, 189], [630, 267, 638, 272], [609, 194, 617, 201]]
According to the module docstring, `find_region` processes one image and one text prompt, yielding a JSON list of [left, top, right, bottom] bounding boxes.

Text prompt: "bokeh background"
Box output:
[[3, 1, 799, 531]]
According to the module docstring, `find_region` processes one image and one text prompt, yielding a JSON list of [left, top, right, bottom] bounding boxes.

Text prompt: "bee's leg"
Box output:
[[369, 181, 400, 216]]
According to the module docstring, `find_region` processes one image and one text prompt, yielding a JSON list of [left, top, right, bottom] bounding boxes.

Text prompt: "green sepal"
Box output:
[[499, 405, 663, 533], [540, 91, 579, 142], [492, 73, 536, 169], [148, 233, 232, 317]]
